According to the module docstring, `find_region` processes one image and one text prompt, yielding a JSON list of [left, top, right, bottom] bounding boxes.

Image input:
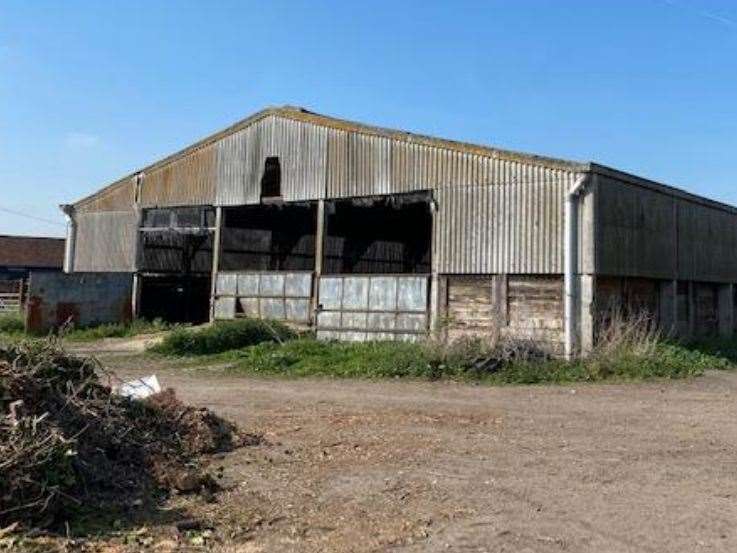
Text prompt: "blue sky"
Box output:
[[1, 0, 736, 237]]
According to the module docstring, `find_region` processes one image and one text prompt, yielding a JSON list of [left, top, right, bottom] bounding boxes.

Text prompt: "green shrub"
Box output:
[[0, 313, 24, 334], [151, 318, 297, 356]]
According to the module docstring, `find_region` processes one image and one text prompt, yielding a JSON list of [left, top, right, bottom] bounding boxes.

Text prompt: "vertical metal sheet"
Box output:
[[213, 270, 313, 323], [73, 211, 138, 272], [214, 297, 236, 319], [433, 175, 569, 274], [141, 144, 216, 207], [316, 274, 430, 341], [215, 117, 272, 206], [75, 178, 135, 213], [271, 117, 328, 201]]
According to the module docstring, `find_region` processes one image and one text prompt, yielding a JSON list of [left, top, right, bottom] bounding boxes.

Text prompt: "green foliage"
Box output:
[[220, 336, 735, 384], [63, 318, 174, 342], [151, 312, 737, 384], [0, 312, 24, 334], [227, 339, 435, 378], [150, 318, 297, 356]]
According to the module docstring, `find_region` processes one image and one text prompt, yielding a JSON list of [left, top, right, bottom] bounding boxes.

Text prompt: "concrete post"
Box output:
[[428, 194, 440, 336], [209, 206, 223, 322], [718, 283, 734, 338], [579, 274, 595, 356], [131, 205, 144, 319], [311, 200, 325, 326], [659, 280, 677, 338]]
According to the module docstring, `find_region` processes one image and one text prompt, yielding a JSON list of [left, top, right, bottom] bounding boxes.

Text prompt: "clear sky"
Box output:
[[1, 0, 735, 237]]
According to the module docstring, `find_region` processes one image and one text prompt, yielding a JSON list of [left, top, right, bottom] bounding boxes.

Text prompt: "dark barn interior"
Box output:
[[323, 193, 432, 274], [138, 207, 215, 324], [219, 203, 317, 271]]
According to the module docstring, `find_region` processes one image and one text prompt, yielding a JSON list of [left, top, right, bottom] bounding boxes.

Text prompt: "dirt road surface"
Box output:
[[102, 353, 737, 553]]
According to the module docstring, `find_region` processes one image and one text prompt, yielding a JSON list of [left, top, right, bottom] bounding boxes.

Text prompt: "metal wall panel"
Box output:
[[595, 176, 677, 279], [73, 211, 138, 272], [271, 117, 327, 201], [26, 272, 133, 332], [677, 200, 737, 282], [141, 143, 216, 207], [316, 274, 429, 341], [76, 178, 135, 213], [595, 176, 737, 283], [213, 270, 313, 323], [433, 176, 569, 274], [215, 116, 327, 205], [214, 118, 272, 206]]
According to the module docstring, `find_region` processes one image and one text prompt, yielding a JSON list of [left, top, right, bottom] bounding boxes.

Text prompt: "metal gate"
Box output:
[[213, 271, 313, 323], [316, 275, 429, 341], [0, 280, 23, 314]]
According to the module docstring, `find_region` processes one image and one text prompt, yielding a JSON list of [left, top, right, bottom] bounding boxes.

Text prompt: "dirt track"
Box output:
[[102, 353, 737, 553]]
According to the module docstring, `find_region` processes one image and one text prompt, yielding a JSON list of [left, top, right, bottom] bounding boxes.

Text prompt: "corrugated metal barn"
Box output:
[[61, 106, 737, 357]]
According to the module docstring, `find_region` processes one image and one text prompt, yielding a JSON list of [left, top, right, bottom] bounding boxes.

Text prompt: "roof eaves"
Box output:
[[590, 162, 737, 215]]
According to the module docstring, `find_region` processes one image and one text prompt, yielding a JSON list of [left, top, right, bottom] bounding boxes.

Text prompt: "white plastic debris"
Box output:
[[117, 374, 161, 400]]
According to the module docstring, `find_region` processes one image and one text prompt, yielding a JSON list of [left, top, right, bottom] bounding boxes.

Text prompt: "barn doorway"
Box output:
[[137, 206, 215, 324]]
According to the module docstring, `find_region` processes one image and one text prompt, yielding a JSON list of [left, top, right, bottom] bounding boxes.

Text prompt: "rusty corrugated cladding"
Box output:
[[215, 117, 272, 205], [325, 127, 577, 200], [434, 172, 573, 274], [140, 142, 216, 207], [73, 211, 138, 272], [75, 177, 135, 213], [272, 116, 327, 201], [216, 116, 328, 205]]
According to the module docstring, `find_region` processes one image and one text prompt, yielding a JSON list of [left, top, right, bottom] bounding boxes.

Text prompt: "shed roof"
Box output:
[[0, 235, 65, 269]]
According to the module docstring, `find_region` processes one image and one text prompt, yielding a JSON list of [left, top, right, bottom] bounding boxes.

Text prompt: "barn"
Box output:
[[60, 106, 737, 357]]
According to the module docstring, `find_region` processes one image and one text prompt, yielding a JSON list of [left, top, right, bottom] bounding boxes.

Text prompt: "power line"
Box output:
[[0, 206, 66, 227]]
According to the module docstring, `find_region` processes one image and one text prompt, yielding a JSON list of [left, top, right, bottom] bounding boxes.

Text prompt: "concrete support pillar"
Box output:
[[659, 280, 677, 338], [718, 283, 734, 338], [428, 193, 440, 337], [311, 200, 325, 325], [209, 206, 223, 322], [131, 205, 143, 320], [579, 274, 595, 356]]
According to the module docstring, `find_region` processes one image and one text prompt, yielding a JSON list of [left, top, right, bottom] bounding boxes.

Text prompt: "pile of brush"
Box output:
[[0, 338, 251, 531]]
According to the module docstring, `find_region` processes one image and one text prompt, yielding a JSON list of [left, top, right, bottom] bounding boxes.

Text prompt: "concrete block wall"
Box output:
[[26, 272, 133, 333]]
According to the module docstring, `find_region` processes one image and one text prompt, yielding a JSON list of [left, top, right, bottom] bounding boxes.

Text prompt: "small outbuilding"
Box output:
[[61, 106, 737, 356], [0, 235, 65, 315]]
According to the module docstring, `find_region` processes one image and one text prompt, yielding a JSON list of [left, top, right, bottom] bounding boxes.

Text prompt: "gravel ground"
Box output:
[[85, 349, 737, 553]]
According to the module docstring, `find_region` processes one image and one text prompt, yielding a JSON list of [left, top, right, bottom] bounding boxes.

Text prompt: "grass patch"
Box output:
[[0, 312, 24, 335], [150, 318, 297, 356], [218, 337, 732, 384], [62, 318, 175, 342], [1, 317, 175, 345], [151, 312, 737, 385]]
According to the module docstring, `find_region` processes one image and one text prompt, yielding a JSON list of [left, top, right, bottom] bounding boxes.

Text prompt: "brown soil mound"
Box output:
[[0, 338, 254, 531]]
